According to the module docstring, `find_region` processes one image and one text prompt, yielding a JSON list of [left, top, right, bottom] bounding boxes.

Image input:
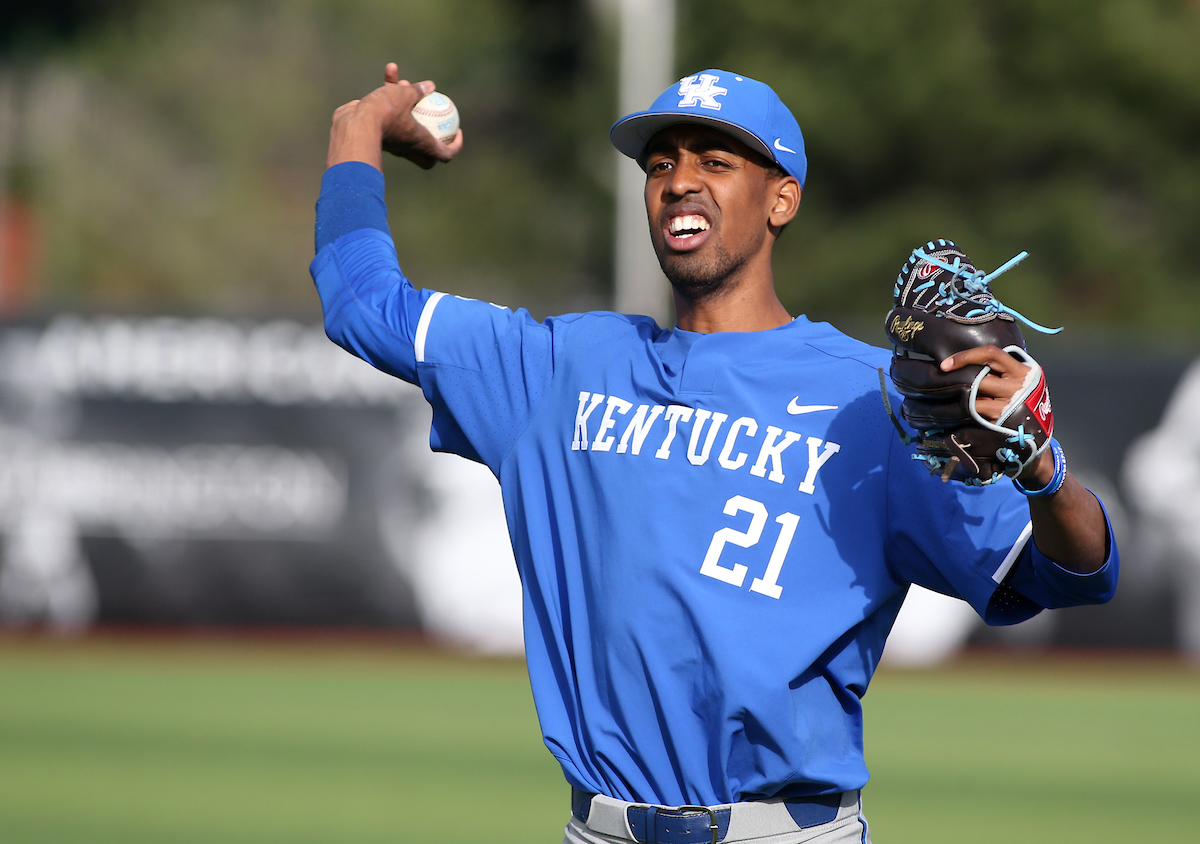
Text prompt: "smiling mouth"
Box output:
[[668, 214, 711, 239]]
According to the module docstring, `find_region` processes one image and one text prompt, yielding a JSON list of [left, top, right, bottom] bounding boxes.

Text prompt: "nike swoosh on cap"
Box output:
[[787, 399, 838, 415], [773, 138, 797, 154]]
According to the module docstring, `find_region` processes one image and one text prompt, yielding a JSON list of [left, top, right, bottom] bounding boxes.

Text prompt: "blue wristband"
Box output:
[[1013, 438, 1066, 497]]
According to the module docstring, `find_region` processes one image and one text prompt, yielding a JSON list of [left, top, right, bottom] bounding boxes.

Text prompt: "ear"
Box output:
[[768, 177, 801, 228]]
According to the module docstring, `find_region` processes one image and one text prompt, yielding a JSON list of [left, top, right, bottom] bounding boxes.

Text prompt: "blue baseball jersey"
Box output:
[[311, 163, 1117, 807]]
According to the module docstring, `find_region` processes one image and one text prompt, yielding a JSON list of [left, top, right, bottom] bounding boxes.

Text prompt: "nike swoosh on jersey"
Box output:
[[787, 399, 838, 415], [773, 138, 797, 154]]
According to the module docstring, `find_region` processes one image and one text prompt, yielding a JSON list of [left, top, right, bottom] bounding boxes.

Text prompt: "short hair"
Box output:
[[763, 161, 789, 181]]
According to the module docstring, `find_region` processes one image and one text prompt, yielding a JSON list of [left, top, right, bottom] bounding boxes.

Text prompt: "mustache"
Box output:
[[658, 201, 715, 226]]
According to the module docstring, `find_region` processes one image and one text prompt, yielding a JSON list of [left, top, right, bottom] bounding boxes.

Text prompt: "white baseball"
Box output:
[[411, 92, 460, 144]]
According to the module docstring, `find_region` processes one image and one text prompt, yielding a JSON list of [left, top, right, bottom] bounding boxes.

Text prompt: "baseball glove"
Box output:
[[881, 239, 1060, 485]]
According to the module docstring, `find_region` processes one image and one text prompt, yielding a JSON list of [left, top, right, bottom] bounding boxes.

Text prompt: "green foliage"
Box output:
[[8, 0, 1200, 328], [17, 0, 611, 316], [678, 0, 1200, 331]]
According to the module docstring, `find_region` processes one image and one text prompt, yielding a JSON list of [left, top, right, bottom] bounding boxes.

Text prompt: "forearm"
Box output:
[[1023, 450, 1108, 573]]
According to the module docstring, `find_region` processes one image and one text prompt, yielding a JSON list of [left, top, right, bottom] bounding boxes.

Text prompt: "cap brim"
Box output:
[[610, 112, 775, 169]]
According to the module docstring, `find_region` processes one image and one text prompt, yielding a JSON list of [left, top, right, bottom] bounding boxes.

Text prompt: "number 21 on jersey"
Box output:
[[699, 495, 798, 599]]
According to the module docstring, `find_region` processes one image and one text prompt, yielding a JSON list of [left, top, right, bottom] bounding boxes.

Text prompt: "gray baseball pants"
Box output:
[[562, 790, 871, 844]]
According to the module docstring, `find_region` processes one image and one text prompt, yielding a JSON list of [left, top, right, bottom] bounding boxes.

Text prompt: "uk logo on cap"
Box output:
[[610, 68, 809, 187], [676, 74, 728, 110]]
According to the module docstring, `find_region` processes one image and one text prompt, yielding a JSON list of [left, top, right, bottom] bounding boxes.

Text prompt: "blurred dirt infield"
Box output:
[[1, 633, 1197, 843]]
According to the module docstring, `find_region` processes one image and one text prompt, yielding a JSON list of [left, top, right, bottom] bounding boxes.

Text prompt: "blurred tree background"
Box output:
[[0, 0, 615, 315], [683, 0, 1200, 338], [1, 0, 1198, 333]]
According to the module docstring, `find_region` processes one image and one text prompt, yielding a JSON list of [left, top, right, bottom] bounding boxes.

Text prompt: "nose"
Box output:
[[664, 157, 703, 198]]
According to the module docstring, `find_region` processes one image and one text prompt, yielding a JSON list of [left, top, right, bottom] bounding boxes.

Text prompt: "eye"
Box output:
[[648, 159, 673, 173]]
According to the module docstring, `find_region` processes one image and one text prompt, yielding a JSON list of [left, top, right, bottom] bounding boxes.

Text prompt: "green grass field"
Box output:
[[1, 636, 1197, 843]]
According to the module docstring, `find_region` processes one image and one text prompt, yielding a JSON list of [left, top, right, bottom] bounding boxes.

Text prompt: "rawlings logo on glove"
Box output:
[[880, 239, 1061, 485], [888, 315, 924, 342]]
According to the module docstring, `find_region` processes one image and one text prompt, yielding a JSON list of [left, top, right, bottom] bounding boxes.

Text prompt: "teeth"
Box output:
[[669, 215, 710, 235]]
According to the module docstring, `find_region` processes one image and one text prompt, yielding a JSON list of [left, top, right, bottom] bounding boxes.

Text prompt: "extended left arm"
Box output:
[[942, 345, 1108, 574]]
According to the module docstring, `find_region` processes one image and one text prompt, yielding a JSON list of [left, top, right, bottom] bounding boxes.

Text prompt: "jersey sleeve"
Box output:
[[410, 292, 555, 472], [883, 432, 1118, 624], [990, 496, 1119, 621], [310, 168, 555, 473]]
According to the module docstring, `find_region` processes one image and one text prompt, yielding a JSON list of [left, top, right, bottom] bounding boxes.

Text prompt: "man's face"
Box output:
[[642, 124, 786, 299]]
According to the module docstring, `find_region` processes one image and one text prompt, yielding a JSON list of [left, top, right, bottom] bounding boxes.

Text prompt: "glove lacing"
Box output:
[[911, 248, 1063, 336]]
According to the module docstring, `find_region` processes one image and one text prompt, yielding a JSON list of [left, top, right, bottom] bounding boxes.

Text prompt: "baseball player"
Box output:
[[312, 64, 1117, 843]]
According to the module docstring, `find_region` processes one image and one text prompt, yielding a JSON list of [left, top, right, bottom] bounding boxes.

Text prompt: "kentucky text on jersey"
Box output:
[[571, 391, 840, 495]]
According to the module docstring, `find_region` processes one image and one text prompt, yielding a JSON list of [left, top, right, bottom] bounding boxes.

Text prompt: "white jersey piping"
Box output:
[[992, 521, 1033, 583], [414, 291, 446, 363]]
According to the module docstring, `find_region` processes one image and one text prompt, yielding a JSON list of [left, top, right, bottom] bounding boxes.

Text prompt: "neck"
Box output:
[[673, 263, 792, 334]]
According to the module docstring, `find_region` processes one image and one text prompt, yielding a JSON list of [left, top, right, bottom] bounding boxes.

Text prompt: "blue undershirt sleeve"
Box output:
[[315, 161, 390, 252]]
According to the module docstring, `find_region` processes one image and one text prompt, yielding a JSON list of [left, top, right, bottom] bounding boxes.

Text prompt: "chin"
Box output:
[[658, 244, 743, 301]]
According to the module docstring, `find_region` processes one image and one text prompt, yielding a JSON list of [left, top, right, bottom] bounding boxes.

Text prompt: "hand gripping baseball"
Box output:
[[327, 63, 463, 171], [881, 240, 1060, 485]]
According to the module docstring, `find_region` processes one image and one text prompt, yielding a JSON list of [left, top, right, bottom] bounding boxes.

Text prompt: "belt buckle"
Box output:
[[673, 805, 719, 844]]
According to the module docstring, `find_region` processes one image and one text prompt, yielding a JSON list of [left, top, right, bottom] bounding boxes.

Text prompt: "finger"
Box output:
[[973, 397, 1011, 423], [941, 344, 1023, 376], [389, 128, 460, 166], [433, 128, 464, 161], [940, 344, 1004, 371], [412, 79, 436, 98], [385, 63, 399, 84], [973, 372, 1015, 398], [382, 135, 438, 169], [405, 120, 459, 163]]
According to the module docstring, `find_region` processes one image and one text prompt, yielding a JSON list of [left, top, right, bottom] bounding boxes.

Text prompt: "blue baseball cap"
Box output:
[[610, 69, 807, 187]]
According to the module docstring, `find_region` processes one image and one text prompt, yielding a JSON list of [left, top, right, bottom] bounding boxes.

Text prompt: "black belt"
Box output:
[[570, 787, 843, 844]]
